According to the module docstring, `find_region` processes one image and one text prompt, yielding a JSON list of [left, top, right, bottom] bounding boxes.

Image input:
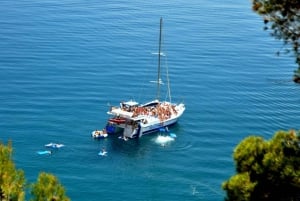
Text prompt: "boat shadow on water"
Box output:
[[108, 134, 152, 158], [106, 124, 181, 157]]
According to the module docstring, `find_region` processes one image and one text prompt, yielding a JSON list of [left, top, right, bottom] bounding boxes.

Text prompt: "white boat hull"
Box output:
[[139, 116, 179, 137], [120, 103, 185, 138]]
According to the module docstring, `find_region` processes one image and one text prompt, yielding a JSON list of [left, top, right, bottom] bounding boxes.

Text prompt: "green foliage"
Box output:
[[251, 0, 300, 68], [0, 141, 25, 201], [223, 130, 300, 201], [0, 141, 70, 201], [233, 136, 266, 175], [30, 172, 70, 201], [222, 172, 256, 201]]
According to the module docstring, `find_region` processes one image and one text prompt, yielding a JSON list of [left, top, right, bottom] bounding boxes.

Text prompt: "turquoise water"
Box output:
[[1, 1, 300, 200]]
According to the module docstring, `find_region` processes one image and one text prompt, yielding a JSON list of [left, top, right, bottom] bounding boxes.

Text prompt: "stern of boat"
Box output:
[[122, 124, 140, 138], [105, 123, 124, 134]]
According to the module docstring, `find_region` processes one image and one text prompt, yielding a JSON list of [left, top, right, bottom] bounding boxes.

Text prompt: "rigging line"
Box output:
[[154, 25, 172, 104], [165, 52, 172, 103], [156, 17, 163, 101], [158, 21, 171, 103]]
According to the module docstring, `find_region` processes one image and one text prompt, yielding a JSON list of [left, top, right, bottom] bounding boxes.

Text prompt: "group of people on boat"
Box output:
[[156, 103, 177, 121], [120, 102, 178, 122]]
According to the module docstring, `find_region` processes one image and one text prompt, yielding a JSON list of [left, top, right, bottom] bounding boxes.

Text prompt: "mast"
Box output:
[[156, 17, 163, 101]]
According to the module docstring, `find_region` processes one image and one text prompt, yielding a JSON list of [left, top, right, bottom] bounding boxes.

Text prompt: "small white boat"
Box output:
[[92, 130, 108, 139], [45, 143, 64, 149]]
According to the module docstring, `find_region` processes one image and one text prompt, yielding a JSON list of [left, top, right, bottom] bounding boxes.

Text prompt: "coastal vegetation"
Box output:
[[0, 141, 70, 201], [222, 130, 300, 201], [251, 0, 300, 81]]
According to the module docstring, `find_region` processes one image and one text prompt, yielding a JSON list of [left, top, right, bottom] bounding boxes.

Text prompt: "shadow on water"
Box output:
[[105, 123, 191, 158], [108, 133, 156, 158]]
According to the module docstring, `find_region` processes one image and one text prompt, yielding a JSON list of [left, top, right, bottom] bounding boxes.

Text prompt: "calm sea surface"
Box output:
[[1, 1, 300, 201]]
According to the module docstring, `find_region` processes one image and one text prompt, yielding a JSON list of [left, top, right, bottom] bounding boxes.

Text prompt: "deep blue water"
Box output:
[[1, 1, 300, 200]]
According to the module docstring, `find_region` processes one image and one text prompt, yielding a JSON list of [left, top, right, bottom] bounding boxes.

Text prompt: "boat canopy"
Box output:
[[109, 108, 133, 118], [123, 100, 139, 107], [141, 99, 160, 107]]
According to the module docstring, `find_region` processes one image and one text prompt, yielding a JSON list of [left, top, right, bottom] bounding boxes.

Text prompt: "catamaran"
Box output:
[[105, 18, 185, 138]]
